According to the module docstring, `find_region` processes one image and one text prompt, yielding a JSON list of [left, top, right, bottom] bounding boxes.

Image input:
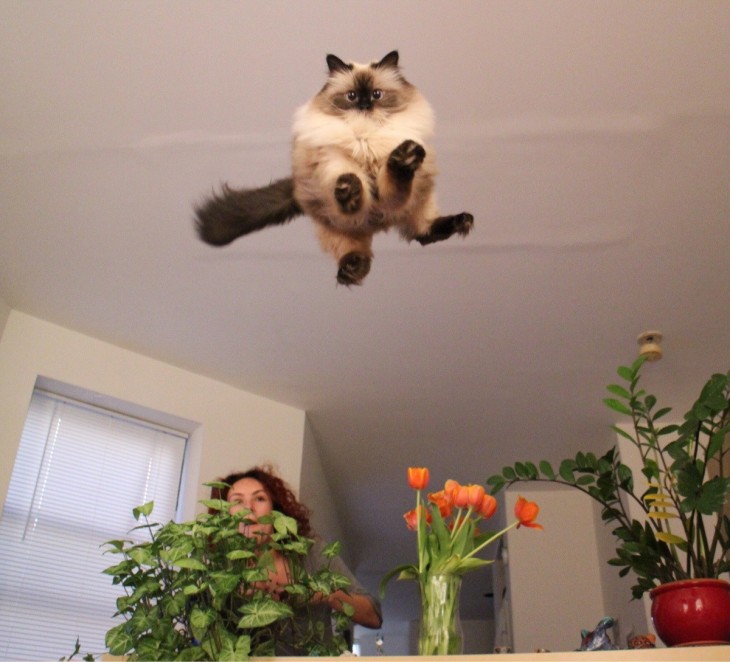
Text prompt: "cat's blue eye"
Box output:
[[372, 89, 383, 100], [346, 91, 357, 102]]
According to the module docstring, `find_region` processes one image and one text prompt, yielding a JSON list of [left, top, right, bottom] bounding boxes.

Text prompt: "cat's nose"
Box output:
[[358, 99, 373, 111]]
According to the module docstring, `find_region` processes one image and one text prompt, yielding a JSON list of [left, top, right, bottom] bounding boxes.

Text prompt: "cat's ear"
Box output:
[[326, 54, 351, 75], [375, 51, 399, 69]]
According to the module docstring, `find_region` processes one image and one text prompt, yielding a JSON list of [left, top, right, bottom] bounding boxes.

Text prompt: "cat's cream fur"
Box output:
[[195, 51, 473, 285], [292, 55, 438, 257]]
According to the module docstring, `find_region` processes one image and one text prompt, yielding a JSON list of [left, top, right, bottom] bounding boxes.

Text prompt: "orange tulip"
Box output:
[[428, 490, 454, 518], [403, 508, 418, 530], [403, 506, 431, 531], [466, 484, 485, 508], [477, 493, 498, 519], [444, 479, 460, 497], [408, 467, 430, 490], [514, 496, 543, 529], [452, 484, 470, 508]]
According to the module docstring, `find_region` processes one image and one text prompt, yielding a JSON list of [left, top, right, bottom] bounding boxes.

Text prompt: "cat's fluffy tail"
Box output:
[[195, 177, 302, 246]]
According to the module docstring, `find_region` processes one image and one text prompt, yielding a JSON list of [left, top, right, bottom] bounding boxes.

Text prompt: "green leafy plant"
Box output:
[[102, 485, 353, 660], [487, 357, 730, 599]]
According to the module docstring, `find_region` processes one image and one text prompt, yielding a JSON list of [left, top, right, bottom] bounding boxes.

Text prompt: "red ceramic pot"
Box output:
[[650, 579, 730, 646]]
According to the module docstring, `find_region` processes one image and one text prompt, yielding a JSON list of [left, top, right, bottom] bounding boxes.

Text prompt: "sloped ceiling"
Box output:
[[2, 1, 729, 628]]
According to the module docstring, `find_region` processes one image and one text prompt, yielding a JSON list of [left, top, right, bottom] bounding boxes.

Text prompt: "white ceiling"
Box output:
[[2, 1, 730, 626]]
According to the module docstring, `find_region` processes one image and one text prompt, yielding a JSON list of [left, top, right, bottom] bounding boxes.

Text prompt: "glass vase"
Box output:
[[418, 573, 464, 655]]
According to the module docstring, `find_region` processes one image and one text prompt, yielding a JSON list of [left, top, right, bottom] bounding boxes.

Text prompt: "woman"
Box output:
[[210, 465, 382, 653]]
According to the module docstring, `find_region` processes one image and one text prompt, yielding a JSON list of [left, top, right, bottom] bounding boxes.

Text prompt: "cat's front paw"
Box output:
[[337, 252, 371, 286], [388, 140, 426, 182], [334, 173, 363, 214], [416, 212, 474, 245]]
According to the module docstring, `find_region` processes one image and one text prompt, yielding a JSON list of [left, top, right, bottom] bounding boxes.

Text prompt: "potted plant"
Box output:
[[102, 487, 354, 660], [486, 357, 730, 646]]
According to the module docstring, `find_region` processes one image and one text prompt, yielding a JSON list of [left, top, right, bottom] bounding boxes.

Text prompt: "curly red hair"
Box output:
[[210, 464, 313, 538]]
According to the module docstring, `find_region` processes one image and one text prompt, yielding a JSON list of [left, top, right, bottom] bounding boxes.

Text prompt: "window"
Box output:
[[0, 387, 187, 660]]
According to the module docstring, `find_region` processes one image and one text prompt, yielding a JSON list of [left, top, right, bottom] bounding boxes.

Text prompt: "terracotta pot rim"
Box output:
[[650, 578, 730, 599]]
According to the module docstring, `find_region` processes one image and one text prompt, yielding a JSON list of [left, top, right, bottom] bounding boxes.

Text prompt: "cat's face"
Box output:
[[314, 50, 415, 120]]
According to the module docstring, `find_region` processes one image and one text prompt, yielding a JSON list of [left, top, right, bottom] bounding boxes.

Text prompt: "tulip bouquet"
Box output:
[[381, 467, 541, 655]]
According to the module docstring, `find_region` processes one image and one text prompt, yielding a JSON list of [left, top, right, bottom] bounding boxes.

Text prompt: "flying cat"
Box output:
[[195, 50, 473, 286]]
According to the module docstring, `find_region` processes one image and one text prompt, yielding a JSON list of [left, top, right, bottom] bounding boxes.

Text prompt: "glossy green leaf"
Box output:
[[524, 461, 539, 478], [486, 475, 506, 493], [199, 498, 229, 512], [604, 398, 633, 416], [606, 384, 631, 399], [226, 549, 255, 561], [559, 459, 577, 483], [237, 599, 293, 628], [174, 558, 207, 571], [502, 466, 516, 480], [617, 365, 635, 381], [105, 623, 133, 655], [132, 501, 154, 520], [708, 425, 730, 460], [539, 461, 555, 479], [126, 546, 155, 567], [656, 532, 685, 545]]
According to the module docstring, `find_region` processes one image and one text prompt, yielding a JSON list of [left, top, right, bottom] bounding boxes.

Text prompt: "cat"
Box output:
[[195, 50, 473, 286]]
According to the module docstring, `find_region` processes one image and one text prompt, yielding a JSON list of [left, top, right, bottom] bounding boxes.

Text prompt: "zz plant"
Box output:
[[487, 357, 730, 599], [102, 484, 353, 660]]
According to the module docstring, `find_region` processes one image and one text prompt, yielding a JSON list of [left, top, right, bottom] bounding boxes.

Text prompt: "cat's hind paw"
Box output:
[[388, 140, 426, 182], [335, 173, 364, 214], [337, 252, 371, 286], [416, 212, 474, 246]]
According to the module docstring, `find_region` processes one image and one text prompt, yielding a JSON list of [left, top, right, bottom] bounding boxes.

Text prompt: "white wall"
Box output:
[[299, 415, 346, 551], [0, 297, 9, 338], [505, 484, 607, 653], [0, 310, 307, 517], [593, 497, 651, 645], [463, 618, 493, 654]]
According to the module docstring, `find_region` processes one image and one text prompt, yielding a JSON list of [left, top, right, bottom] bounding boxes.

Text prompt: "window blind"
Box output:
[[0, 389, 187, 660]]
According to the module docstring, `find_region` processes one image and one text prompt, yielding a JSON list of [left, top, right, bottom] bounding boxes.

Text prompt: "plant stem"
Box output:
[[706, 403, 730, 573], [462, 520, 519, 562], [504, 475, 634, 535], [416, 489, 425, 575], [450, 506, 471, 542], [629, 383, 689, 575]]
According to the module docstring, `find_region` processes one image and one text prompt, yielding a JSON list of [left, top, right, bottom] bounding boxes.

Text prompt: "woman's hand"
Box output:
[[321, 590, 382, 629]]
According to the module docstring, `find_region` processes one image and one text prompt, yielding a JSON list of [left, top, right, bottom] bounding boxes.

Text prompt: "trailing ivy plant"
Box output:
[[487, 357, 730, 599], [102, 484, 353, 660]]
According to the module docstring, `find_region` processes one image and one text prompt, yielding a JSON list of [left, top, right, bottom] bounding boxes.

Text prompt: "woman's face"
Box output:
[[227, 477, 274, 539]]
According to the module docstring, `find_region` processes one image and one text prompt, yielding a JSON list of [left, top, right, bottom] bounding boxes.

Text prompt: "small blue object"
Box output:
[[578, 616, 619, 651]]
